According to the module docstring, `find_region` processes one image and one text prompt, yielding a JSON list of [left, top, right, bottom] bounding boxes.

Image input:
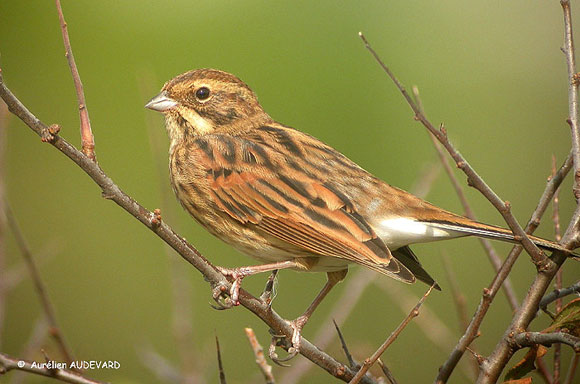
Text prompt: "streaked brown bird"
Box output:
[[146, 68, 575, 360]]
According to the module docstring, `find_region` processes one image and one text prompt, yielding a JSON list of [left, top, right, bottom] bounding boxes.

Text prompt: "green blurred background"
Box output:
[[1, 1, 579, 383]]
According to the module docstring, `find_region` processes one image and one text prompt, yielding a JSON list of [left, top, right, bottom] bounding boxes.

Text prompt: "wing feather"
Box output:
[[195, 129, 415, 283]]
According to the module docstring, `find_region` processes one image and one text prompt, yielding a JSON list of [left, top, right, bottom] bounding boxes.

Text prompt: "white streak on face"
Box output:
[[376, 217, 460, 249], [179, 106, 214, 135]]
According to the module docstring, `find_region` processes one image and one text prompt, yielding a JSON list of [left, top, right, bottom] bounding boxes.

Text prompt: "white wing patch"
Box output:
[[377, 217, 463, 249]]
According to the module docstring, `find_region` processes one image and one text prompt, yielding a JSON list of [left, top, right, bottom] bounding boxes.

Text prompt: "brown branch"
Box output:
[[3, 203, 75, 365], [539, 281, 580, 312], [0, 99, 7, 351], [378, 279, 476, 382], [0, 352, 104, 384], [359, 32, 549, 267], [552, 154, 564, 384], [0, 67, 371, 384], [357, 31, 575, 384], [349, 284, 435, 384], [412, 86, 519, 310], [476, 1, 580, 381], [561, 0, 580, 202], [55, 0, 95, 161], [377, 358, 398, 384], [441, 255, 479, 378], [512, 332, 580, 352], [438, 152, 573, 383], [245, 328, 275, 384]]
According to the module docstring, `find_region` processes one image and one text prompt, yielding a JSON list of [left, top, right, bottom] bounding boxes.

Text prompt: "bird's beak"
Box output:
[[145, 91, 178, 112]]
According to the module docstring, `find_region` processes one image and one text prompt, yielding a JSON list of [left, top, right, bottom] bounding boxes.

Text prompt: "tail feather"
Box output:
[[392, 246, 441, 290], [425, 220, 579, 259]]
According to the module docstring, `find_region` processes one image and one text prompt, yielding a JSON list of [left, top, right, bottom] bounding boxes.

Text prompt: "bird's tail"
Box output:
[[424, 219, 579, 260]]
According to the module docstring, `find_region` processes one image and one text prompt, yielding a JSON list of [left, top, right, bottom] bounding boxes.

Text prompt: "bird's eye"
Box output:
[[195, 87, 211, 101]]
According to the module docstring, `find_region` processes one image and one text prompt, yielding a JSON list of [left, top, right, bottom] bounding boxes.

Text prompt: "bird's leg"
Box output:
[[270, 269, 348, 363], [216, 260, 298, 306]]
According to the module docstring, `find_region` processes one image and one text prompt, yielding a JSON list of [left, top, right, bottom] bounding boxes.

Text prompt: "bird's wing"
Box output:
[[194, 133, 415, 283]]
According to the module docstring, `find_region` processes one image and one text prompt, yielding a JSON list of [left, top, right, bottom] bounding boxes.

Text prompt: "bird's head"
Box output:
[[146, 69, 271, 141]]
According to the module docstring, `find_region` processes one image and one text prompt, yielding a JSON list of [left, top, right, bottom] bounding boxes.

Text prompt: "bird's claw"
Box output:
[[216, 266, 245, 306], [211, 283, 234, 310], [267, 316, 307, 365]]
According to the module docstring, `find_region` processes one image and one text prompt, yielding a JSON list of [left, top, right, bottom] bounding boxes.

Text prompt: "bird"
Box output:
[[145, 68, 576, 361]]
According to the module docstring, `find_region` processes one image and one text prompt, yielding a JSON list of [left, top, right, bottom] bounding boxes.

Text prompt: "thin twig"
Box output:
[[563, 354, 578, 384], [245, 328, 275, 384], [513, 332, 580, 352], [377, 279, 475, 382], [55, 0, 95, 161], [0, 71, 368, 383], [349, 284, 435, 384], [0, 352, 103, 384], [137, 344, 182, 383], [552, 154, 563, 384], [11, 316, 50, 384], [539, 281, 580, 311], [536, 357, 554, 384], [437, 151, 573, 383], [476, 3, 580, 380], [333, 320, 357, 369], [359, 32, 548, 267], [370, 41, 574, 382], [412, 86, 519, 310], [0, 99, 7, 351], [441, 255, 479, 378], [376, 358, 398, 384], [215, 335, 227, 384], [3, 203, 75, 365], [561, 0, 580, 201]]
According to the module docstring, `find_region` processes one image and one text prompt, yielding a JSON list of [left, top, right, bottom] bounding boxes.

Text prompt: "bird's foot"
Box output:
[[268, 315, 308, 365], [216, 266, 254, 306], [211, 282, 234, 310]]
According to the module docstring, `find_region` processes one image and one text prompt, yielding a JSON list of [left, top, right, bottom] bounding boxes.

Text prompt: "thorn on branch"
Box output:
[[333, 319, 357, 369]]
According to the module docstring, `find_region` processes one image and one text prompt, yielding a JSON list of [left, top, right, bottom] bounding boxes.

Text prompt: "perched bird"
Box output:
[[145, 68, 574, 360]]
